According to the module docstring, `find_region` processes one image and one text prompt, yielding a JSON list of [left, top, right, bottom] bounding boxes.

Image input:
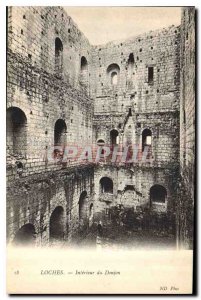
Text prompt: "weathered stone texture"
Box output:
[[6, 6, 195, 249], [177, 7, 195, 249], [7, 6, 94, 244], [7, 165, 94, 245]]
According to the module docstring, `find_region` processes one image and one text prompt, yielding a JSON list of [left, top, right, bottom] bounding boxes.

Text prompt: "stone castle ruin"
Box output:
[[7, 7, 195, 249]]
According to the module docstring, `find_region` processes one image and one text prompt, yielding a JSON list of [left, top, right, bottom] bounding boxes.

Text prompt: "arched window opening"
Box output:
[[100, 177, 113, 194], [111, 72, 118, 85], [142, 129, 152, 152], [107, 63, 120, 86], [55, 37, 63, 74], [79, 191, 88, 224], [110, 129, 119, 146], [50, 206, 64, 241], [54, 119, 67, 146], [6, 107, 27, 155], [97, 139, 105, 146], [13, 223, 36, 246], [150, 185, 167, 204], [80, 56, 88, 85], [81, 56, 88, 71]]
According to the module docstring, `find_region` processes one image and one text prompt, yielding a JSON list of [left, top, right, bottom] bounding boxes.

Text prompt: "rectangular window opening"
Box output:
[[148, 67, 154, 83]]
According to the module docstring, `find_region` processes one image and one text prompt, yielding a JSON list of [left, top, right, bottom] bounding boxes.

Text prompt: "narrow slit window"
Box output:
[[55, 38, 63, 74], [148, 67, 154, 83]]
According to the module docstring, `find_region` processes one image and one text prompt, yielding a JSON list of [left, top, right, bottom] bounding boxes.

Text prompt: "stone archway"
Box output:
[[13, 223, 36, 246], [79, 191, 88, 228], [49, 206, 64, 241]]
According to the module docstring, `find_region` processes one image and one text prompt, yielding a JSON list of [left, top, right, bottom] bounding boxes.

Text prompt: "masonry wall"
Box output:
[[7, 6, 195, 248], [177, 7, 195, 249], [7, 6, 94, 178], [7, 6, 94, 245], [90, 26, 180, 112], [7, 165, 94, 245], [94, 165, 178, 218], [8, 7, 92, 87], [91, 26, 181, 226]]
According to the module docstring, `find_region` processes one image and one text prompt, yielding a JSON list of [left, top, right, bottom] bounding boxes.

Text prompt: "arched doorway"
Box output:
[[49, 206, 64, 241], [13, 223, 36, 246], [6, 107, 27, 155], [79, 191, 88, 226]]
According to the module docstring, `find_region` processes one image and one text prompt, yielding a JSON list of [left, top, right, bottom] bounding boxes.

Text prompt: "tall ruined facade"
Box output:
[[177, 8, 195, 249], [6, 7, 195, 249]]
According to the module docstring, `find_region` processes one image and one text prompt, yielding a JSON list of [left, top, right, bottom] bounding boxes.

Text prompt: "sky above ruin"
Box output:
[[65, 7, 182, 45]]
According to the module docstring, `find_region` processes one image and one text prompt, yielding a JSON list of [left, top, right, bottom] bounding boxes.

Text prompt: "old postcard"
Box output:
[[6, 6, 195, 294]]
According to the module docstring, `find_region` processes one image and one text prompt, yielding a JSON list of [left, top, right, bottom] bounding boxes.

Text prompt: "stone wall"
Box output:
[[177, 7, 195, 249], [90, 26, 180, 113], [7, 6, 94, 179], [7, 6, 195, 249], [8, 7, 92, 88], [7, 165, 94, 245], [91, 25, 180, 167], [94, 165, 178, 219], [91, 24, 181, 229], [7, 6, 94, 245]]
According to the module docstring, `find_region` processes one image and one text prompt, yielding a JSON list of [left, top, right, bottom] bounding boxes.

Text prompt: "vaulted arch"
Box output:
[[13, 223, 36, 246], [6, 107, 27, 155], [50, 206, 64, 241], [107, 63, 120, 86]]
